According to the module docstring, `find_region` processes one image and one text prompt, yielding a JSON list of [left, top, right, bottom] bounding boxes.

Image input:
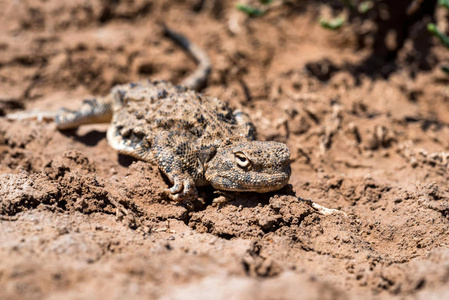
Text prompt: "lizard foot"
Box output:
[[164, 177, 198, 202]]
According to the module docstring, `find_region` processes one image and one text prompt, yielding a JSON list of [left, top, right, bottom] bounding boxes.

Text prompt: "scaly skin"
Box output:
[[6, 28, 291, 202], [104, 80, 291, 201]]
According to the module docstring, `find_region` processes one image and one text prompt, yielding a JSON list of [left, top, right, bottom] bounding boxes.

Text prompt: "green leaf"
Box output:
[[236, 3, 265, 17], [427, 23, 449, 48], [358, 1, 373, 13], [259, 0, 273, 4], [439, 0, 449, 10], [341, 0, 355, 9], [441, 66, 449, 74], [319, 17, 345, 30]]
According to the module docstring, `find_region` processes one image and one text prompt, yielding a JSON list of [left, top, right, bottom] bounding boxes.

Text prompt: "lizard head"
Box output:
[[205, 141, 291, 193]]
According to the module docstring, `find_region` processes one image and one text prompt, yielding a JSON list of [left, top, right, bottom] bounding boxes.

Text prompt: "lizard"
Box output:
[[6, 26, 291, 202]]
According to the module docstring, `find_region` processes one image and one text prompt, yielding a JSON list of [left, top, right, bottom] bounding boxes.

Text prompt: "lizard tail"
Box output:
[[162, 24, 211, 91], [5, 110, 56, 123]]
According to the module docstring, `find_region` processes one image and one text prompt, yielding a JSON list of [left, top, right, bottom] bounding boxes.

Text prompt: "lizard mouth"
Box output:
[[210, 169, 291, 193]]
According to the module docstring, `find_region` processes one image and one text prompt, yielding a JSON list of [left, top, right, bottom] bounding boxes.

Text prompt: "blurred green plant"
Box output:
[[236, 3, 265, 17], [340, 0, 372, 13], [427, 23, 449, 48], [441, 65, 449, 75], [319, 16, 345, 30], [235, 0, 274, 17], [439, 0, 449, 10], [428, 0, 449, 75], [429, 0, 449, 48], [358, 1, 373, 13], [319, 1, 372, 31], [341, 0, 355, 9]]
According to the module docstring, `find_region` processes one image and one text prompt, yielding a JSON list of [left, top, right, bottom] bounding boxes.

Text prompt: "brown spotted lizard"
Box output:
[[7, 26, 291, 202]]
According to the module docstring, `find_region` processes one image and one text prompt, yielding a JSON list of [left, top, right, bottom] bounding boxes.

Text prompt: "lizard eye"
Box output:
[[235, 152, 251, 168]]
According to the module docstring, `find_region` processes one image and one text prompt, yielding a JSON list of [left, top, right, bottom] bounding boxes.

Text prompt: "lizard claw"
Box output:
[[168, 181, 183, 194], [164, 177, 198, 202]]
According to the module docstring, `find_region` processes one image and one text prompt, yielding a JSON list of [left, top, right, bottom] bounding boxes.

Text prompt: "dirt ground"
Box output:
[[1, 0, 449, 299]]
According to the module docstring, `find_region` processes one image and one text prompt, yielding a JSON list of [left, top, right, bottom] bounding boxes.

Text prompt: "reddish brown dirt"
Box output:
[[1, 1, 449, 299]]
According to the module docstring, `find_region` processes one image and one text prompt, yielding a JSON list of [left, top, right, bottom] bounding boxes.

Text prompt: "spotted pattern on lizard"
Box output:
[[7, 27, 291, 202]]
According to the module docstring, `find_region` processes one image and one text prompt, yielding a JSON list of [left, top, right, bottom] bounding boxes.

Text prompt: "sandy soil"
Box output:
[[1, 0, 449, 299]]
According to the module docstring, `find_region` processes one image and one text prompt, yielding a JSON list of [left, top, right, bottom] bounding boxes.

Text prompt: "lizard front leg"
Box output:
[[152, 132, 200, 202]]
